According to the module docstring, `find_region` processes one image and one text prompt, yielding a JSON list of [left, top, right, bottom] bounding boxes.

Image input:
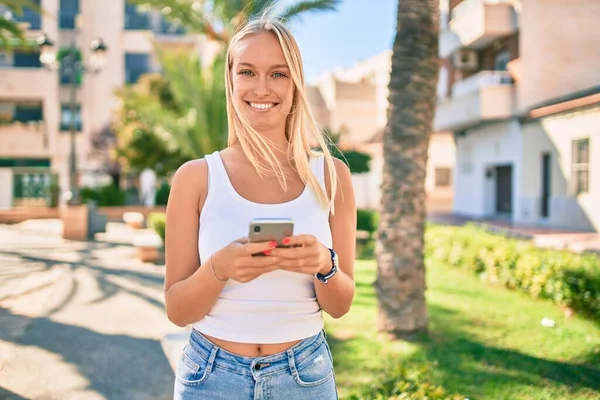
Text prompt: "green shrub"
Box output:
[[357, 209, 380, 238], [97, 184, 126, 206], [147, 212, 166, 242], [357, 239, 376, 260], [80, 184, 126, 206], [347, 363, 464, 400], [425, 223, 600, 320], [155, 182, 171, 206]]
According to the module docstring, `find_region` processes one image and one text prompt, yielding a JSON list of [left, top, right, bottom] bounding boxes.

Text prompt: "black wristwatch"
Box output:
[[314, 248, 338, 284]]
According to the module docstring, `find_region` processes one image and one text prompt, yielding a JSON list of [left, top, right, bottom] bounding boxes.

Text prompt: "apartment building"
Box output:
[[307, 52, 456, 211], [437, 0, 600, 231], [0, 0, 218, 209]]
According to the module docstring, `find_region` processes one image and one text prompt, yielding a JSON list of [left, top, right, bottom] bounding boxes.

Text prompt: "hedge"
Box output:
[[147, 212, 166, 242], [425, 223, 600, 320]]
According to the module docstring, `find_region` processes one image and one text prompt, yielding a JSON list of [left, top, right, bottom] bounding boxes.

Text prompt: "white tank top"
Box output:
[[193, 150, 332, 344]]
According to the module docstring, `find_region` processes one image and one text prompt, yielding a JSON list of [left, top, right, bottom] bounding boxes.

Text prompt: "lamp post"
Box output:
[[36, 33, 107, 206]]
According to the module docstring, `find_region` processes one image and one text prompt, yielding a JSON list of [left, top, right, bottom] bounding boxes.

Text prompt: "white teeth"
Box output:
[[249, 102, 275, 110]]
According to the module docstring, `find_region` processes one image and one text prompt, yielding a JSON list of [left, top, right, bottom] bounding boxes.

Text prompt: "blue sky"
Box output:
[[278, 0, 398, 83]]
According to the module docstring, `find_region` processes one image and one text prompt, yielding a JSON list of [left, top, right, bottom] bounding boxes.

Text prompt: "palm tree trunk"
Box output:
[[376, 0, 440, 339]]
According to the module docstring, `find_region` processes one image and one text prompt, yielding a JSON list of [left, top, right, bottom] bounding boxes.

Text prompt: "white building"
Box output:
[[0, 0, 218, 209], [307, 52, 456, 211], [436, 0, 600, 231]]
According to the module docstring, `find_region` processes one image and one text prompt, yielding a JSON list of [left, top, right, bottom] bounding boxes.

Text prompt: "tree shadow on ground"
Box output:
[[0, 308, 173, 400], [0, 248, 165, 316], [326, 304, 600, 398]]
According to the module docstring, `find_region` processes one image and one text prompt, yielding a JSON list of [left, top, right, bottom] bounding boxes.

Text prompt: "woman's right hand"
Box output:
[[211, 238, 280, 283]]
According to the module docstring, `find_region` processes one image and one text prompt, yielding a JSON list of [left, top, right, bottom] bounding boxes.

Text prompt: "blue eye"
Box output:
[[272, 72, 287, 78], [239, 70, 254, 76]]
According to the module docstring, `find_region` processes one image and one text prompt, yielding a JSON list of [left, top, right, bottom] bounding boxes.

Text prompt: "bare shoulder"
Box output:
[[168, 158, 209, 211], [324, 156, 354, 198]]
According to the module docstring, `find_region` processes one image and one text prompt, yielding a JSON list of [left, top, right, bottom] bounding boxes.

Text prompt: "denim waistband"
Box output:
[[188, 328, 327, 378]]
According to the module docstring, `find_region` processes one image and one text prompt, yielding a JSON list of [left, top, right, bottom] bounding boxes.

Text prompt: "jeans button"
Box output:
[[254, 363, 261, 371]]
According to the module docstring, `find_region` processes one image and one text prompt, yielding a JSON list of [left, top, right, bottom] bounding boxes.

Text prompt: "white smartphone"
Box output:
[[248, 218, 294, 248]]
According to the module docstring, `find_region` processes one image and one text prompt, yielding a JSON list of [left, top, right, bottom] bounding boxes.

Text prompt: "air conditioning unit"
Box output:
[[452, 49, 478, 70]]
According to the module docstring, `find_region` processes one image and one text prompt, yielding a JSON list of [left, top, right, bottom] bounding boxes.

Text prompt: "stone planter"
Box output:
[[133, 234, 163, 263], [60, 204, 89, 241]]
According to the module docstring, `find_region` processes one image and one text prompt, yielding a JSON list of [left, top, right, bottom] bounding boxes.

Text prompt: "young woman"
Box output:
[[164, 15, 356, 400]]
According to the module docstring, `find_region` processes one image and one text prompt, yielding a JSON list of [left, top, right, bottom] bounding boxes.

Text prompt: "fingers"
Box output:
[[281, 234, 316, 247], [242, 240, 278, 255], [268, 245, 312, 259]]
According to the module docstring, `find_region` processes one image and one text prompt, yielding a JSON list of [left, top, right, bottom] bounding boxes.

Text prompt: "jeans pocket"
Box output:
[[176, 345, 210, 387], [293, 343, 334, 388]]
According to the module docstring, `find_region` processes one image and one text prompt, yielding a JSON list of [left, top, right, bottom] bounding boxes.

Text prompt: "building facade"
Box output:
[[436, 0, 600, 231], [0, 0, 218, 208], [307, 52, 456, 211]]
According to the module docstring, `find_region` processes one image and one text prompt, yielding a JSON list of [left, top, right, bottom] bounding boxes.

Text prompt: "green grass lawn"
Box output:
[[325, 259, 600, 400]]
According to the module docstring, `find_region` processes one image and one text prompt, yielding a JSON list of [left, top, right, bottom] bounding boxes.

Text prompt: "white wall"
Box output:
[[520, 106, 600, 231], [454, 120, 522, 218], [0, 169, 13, 209]]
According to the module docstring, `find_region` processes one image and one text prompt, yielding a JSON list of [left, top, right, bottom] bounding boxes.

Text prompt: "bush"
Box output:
[[348, 363, 464, 400], [155, 182, 171, 206], [147, 212, 166, 242], [80, 184, 126, 206], [425, 223, 600, 320], [357, 209, 380, 238], [357, 239, 376, 260]]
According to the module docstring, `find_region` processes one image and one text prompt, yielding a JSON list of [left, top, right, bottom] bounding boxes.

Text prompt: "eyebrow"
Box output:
[[238, 62, 289, 70]]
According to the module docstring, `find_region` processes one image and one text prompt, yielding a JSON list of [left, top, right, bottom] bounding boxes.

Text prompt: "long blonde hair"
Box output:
[[224, 16, 338, 213]]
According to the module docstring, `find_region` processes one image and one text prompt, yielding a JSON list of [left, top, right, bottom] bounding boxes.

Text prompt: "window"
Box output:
[[494, 49, 511, 71], [14, 104, 43, 122], [571, 138, 589, 195], [125, 53, 150, 84], [59, 0, 79, 29], [435, 167, 452, 187], [124, 1, 150, 30], [13, 51, 41, 68], [60, 105, 82, 131], [13, 0, 41, 30], [0, 101, 43, 123]]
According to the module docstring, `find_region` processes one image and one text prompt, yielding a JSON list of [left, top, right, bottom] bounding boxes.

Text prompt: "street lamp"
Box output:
[[36, 33, 108, 206]]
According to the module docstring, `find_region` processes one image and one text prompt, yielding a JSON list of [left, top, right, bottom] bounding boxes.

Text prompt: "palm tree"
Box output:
[[115, 47, 227, 165], [114, 0, 341, 167], [0, 0, 42, 48], [129, 0, 341, 43], [375, 0, 440, 338]]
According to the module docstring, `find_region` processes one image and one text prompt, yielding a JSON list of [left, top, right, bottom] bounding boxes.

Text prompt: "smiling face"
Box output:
[[230, 32, 294, 136]]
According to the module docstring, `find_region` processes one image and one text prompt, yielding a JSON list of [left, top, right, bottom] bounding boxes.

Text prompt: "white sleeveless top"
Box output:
[[193, 150, 332, 344]]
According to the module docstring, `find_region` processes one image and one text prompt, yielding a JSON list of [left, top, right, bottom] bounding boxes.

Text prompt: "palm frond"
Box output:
[[278, 0, 341, 23]]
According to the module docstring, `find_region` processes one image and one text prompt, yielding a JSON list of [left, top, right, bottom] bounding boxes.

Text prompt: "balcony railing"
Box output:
[[452, 70, 513, 97]]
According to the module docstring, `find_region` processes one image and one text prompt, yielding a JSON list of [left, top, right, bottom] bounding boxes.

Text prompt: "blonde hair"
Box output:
[[224, 16, 338, 213]]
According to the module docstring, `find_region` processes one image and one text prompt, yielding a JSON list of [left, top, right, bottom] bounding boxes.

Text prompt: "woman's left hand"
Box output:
[[266, 235, 332, 276]]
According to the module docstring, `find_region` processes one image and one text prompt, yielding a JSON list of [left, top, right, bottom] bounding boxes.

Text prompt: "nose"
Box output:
[[253, 76, 271, 97]]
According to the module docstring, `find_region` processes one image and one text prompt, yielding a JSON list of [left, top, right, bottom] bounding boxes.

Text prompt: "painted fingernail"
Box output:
[[283, 238, 290, 244], [263, 250, 271, 255], [269, 241, 277, 247]]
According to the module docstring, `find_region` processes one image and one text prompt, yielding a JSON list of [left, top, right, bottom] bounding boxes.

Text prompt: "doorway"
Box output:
[[495, 165, 512, 214], [541, 153, 551, 218]]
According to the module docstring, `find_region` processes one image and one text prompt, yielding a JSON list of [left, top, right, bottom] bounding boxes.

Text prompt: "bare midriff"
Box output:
[[202, 333, 302, 357]]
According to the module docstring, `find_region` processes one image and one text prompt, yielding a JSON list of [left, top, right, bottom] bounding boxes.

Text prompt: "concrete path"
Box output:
[[0, 223, 176, 400]]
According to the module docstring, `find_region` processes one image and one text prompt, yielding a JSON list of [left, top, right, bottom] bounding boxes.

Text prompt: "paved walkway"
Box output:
[[0, 222, 177, 400], [429, 212, 600, 255]]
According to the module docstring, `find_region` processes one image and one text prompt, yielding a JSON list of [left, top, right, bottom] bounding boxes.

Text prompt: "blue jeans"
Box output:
[[174, 328, 338, 400]]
